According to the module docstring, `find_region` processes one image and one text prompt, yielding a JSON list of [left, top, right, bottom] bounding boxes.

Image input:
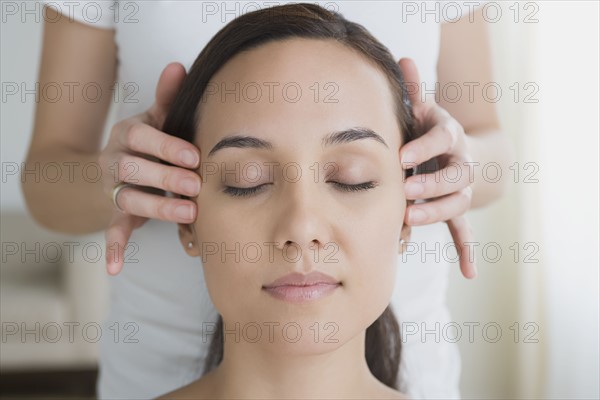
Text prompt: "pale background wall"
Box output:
[[446, 2, 599, 399], [1, 1, 598, 399]]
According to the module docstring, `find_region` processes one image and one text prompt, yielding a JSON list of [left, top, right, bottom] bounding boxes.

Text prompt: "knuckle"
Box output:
[[453, 216, 467, 232], [118, 155, 134, 182], [446, 125, 458, 152], [463, 185, 473, 199], [125, 122, 144, 149], [160, 168, 173, 191], [107, 222, 128, 241], [454, 118, 466, 135], [427, 206, 438, 222], [158, 137, 172, 162], [458, 158, 471, 176], [155, 197, 171, 220], [426, 178, 439, 198], [461, 186, 473, 207]]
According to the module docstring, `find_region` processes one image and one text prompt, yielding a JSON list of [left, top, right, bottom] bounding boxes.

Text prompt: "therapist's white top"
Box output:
[[41, 1, 485, 398]]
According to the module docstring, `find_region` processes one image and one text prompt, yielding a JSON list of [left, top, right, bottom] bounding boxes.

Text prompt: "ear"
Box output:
[[398, 223, 412, 254], [174, 192, 201, 257], [399, 198, 414, 254]]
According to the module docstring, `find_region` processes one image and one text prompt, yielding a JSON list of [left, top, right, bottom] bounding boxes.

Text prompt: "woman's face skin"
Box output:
[[179, 38, 410, 356]]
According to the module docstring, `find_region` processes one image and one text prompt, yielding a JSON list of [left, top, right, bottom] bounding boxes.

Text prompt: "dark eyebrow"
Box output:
[[206, 127, 388, 158]]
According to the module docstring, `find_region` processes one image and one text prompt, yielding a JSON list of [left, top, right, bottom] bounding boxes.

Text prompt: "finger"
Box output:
[[115, 186, 198, 224], [405, 160, 473, 200], [105, 212, 144, 275], [398, 57, 422, 106], [447, 215, 477, 279], [149, 62, 187, 128], [118, 121, 200, 169], [400, 118, 459, 169], [115, 154, 201, 197], [404, 186, 472, 225]]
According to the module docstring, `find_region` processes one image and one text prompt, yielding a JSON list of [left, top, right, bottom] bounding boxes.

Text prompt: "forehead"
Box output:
[[196, 38, 401, 153]]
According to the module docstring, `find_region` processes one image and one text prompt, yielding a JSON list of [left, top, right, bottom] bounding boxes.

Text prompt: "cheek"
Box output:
[[194, 196, 262, 317], [352, 224, 398, 286], [345, 183, 403, 298]]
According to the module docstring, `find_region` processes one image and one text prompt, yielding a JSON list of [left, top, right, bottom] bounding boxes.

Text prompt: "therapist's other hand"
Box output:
[[398, 57, 477, 279], [99, 62, 202, 275]]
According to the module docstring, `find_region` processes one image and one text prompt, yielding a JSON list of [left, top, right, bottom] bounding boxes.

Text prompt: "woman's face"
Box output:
[[179, 38, 409, 354]]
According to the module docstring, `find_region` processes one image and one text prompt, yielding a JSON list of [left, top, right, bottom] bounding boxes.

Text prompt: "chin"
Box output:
[[258, 318, 355, 356]]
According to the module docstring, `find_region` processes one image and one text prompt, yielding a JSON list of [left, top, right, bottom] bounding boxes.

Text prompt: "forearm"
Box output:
[[465, 127, 515, 209], [21, 146, 114, 235]]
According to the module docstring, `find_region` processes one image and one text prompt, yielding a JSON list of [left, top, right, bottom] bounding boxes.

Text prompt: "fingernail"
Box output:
[[401, 151, 417, 168], [107, 262, 119, 276], [175, 204, 193, 221], [409, 208, 427, 224], [405, 181, 423, 197], [181, 177, 200, 196], [180, 149, 198, 167]]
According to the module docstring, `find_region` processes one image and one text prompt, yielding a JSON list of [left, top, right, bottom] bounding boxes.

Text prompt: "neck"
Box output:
[[204, 329, 390, 399]]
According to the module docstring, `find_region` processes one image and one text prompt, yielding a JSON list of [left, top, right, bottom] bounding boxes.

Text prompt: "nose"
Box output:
[[271, 177, 333, 268]]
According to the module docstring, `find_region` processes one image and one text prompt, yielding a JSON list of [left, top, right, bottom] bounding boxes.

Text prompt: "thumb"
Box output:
[[149, 62, 187, 129], [398, 57, 422, 106]]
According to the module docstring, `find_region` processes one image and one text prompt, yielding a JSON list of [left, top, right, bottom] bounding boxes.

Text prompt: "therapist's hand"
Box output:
[[398, 57, 477, 279], [100, 62, 202, 276]]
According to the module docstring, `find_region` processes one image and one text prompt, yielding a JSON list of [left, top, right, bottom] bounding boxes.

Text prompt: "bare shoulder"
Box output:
[[381, 387, 410, 399], [370, 381, 410, 399]]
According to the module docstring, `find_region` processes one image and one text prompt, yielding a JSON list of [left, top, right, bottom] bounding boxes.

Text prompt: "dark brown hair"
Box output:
[[161, 2, 418, 390]]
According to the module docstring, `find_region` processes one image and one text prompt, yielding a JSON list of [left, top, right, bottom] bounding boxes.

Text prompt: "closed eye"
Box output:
[[223, 183, 270, 197], [222, 181, 378, 198], [331, 181, 377, 192]]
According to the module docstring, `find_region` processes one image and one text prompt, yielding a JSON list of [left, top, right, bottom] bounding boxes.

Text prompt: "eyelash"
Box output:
[[223, 181, 378, 197]]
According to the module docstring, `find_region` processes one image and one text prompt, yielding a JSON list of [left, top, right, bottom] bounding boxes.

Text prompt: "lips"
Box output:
[[262, 271, 341, 303], [263, 271, 341, 288]]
